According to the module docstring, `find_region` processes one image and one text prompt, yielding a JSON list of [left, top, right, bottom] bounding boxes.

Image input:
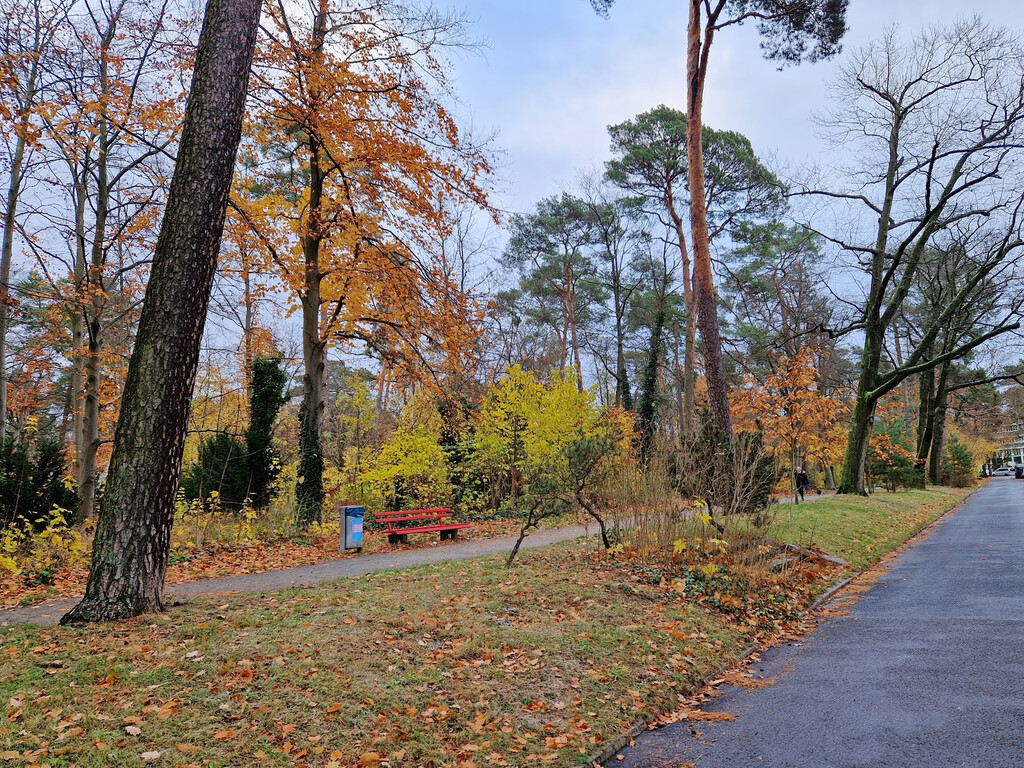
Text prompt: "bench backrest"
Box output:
[[375, 508, 453, 527]]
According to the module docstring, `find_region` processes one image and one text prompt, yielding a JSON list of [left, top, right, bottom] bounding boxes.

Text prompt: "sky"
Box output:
[[432, 0, 1024, 217]]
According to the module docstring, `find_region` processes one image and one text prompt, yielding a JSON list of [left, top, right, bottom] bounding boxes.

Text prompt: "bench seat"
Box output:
[[375, 507, 470, 543]]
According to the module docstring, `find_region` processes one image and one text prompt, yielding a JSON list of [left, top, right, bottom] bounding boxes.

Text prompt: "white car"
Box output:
[[992, 466, 1015, 476]]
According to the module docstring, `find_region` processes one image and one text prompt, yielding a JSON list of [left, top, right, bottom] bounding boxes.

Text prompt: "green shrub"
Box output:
[[943, 436, 974, 488], [0, 436, 78, 530]]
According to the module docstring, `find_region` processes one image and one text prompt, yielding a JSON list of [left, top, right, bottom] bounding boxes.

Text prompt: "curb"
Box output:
[[804, 577, 853, 615], [580, 644, 759, 766]]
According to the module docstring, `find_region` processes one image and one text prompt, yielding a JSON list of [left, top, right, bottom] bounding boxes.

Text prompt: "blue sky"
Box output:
[[434, 1, 1024, 216]]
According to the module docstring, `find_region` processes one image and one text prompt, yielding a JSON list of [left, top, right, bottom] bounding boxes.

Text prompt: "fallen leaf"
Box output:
[[125, 725, 142, 736], [141, 751, 162, 762]]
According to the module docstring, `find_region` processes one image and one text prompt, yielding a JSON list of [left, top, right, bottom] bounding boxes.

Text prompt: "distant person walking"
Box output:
[[795, 467, 810, 502]]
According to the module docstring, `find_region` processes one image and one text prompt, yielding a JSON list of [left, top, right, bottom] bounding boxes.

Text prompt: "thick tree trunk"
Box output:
[[686, 3, 730, 435], [838, 317, 885, 495], [61, 0, 262, 624], [838, 394, 875, 495]]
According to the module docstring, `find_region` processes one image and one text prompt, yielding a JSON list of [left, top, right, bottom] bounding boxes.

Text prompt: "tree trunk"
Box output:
[[0, 33, 42, 440], [61, 0, 263, 624], [294, 13, 328, 527], [70, 309, 85, 492], [686, 3, 730, 435], [824, 464, 836, 491], [838, 394, 876, 495], [667, 194, 696, 436], [566, 259, 584, 391], [76, 330, 101, 521], [838, 317, 885, 495], [637, 307, 666, 464], [614, 303, 631, 410], [296, 290, 325, 527], [928, 361, 951, 486], [916, 365, 935, 464]]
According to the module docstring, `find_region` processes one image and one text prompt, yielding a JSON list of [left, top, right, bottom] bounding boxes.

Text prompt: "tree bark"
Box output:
[[62, 0, 263, 624], [915, 364, 935, 464], [566, 258, 584, 392], [77, 330, 101, 521], [294, 7, 328, 528], [637, 307, 666, 464], [296, 290, 325, 526], [838, 394, 875, 496], [686, 2, 731, 435], [667, 192, 696, 436], [927, 361, 951, 486]]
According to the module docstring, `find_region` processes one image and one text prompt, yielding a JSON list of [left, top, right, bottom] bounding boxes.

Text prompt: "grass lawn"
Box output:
[[0, 486, 975, 768], [771, 485, 975, 570]]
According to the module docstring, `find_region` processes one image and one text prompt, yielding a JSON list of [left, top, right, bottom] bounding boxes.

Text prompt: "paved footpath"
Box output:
[[617, 479, 1024, 768], [0, 524, 593, 627]]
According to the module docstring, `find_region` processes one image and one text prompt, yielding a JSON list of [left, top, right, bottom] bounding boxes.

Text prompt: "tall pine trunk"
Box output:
[[686, 2, 731, 435], [62, 0, 263, 624]]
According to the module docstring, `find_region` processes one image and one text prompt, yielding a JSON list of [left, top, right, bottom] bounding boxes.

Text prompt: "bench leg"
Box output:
[[388, 533, 408, 545]]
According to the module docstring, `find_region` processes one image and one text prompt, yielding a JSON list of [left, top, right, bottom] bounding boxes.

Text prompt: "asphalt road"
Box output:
[[616, 479, 1024, 768]]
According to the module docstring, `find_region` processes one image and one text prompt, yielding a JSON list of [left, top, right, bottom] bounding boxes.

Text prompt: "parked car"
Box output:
[[993, 466, 1015, 476]]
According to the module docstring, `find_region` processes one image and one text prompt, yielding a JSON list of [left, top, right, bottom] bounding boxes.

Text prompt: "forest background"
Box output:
[[2, 0, 1024, 597]]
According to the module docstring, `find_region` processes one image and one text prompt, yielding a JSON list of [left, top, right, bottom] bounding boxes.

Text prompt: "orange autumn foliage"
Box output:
[[233, 0, 493, 386], [731, 347, 850, 472]]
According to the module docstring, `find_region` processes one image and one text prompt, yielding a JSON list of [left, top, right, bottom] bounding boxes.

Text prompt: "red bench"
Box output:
[[375, 507, 470, 544]]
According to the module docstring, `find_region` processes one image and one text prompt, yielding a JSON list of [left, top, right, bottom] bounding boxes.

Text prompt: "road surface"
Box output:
[[617, 479, 1024, 768]]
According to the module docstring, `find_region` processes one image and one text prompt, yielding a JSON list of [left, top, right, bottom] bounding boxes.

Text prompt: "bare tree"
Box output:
[[802, 20, 1024, 494]]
